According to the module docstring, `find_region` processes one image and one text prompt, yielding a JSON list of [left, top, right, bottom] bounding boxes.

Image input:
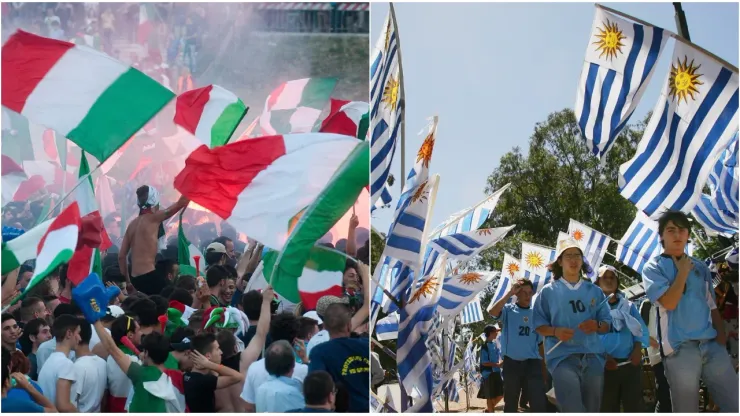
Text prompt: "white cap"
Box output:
[[555, 237, 583, 260], [106, 305, 125, 318], [303, 311, 323, 325], [598, 265, 617, 278]]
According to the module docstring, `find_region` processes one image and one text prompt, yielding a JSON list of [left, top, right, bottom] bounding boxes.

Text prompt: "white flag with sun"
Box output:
[[575, 7, 669, 161], [488, 253, 521, 310], [520, 242, 556, 293]]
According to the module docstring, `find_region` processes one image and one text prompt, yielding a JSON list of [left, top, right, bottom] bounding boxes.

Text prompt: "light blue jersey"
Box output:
[[532, 278, 612, 372], [496, 303, 542, 361], [480, 341, 502, 378], [600, 294, 649, 359], [642, 254, 717, 356]]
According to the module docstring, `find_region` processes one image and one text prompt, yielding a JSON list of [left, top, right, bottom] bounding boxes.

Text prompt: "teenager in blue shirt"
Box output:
[[488, 278, 546, 412], [595, 265, 649, 412], [642, 211, 738, 412], [477, 324, 503, 413], [532, 237, 611, 412]]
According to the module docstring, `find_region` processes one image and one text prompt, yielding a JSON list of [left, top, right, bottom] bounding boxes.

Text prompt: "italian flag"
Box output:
[[261, 246, 346, 310], [2, 30, 175, 163], [177, 208, 204, 277], [137, 4, 155, 45], [1, 156, 27, 207], [26, 203, 81, 293], [1, 108, 35, 163], [1, 219, 53, 274], [174, 85, 248, 148], [259, 78, 337, 136], [319, 99, 369, 140], [174, 133, 369, 252]]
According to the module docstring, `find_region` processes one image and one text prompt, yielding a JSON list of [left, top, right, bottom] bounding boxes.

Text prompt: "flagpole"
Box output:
[[40, 162, 105, 222], [389, 2, 406, 192], [595, 3, 738, 73]]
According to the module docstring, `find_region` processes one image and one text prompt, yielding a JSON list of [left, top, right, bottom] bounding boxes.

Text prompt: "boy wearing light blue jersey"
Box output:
[[477, 325, 503, 413], [595, 265, 648, 412], [532, 237, 611, 413], [488, 278, 546, 413], [642, 211, 738, 413]]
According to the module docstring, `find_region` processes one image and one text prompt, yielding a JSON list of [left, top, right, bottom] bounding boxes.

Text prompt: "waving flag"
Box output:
[[576, 7, 669, 160], [174, 84, 248, 148], [26, 203, 81, 293], [615, 210, 662, 274], [460, 298, 484, 325], [422, 226, 515, 279], [319, 99, 369, 139], [259, 78, 337, 136], [488, 253, 521, 309], [2, 156, 27, 207], [438, 271, 496, 317], [568, 219, 610, 273], [376, 313, 399, 341], [706, 132, 738, 214], [692, 194, 738, 237], [429, 183, 511, 240], [619, 40, 739, 218], [521, 242, 556, 293], [370, 5, 404, 208], [177, 208, 203, 277]]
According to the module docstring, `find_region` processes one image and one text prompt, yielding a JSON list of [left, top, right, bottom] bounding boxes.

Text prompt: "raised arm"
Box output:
[[118, 225, 133, 286], [93, 320, 132, 374], [153, 196, 190, 223], [350, 262, 370, 331], [240, 287, 274, 373], [345, 213, 359, 257], [2, 268, 19, 302], [190, 350, 244, 389], [489, 282, 521, 318]]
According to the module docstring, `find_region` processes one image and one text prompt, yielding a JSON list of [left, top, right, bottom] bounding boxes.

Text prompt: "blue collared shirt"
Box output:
[[255, 375, 305, 413]]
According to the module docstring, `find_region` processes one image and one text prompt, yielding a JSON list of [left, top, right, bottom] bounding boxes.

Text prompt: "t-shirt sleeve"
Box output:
[[642, 260, 670, 306], [58, 358, 76, 382], [532, 290, 550, 329], [495, 304, 508, 320], [126, 362, 142, 383]]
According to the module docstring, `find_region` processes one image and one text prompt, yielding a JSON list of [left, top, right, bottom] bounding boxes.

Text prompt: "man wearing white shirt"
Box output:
[[35, 303, 82, 372], [71, 321, 107, 412], [37, 315, 81, 410]]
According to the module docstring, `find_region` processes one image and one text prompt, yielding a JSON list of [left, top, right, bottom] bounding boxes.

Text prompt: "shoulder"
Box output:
[[643, 255, 669, 275]]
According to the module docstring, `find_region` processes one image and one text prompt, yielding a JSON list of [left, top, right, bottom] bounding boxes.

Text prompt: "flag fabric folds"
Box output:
[[437, 271, 496, 317], [706, 131, 738, 214], [1, 156, 27, 207], [26, 203, 81, 294], [376, 313, 400, 341], [567, 219, 610, 276], [259, 78, 337, 136], [460, 298, 484, 325], [619, 40, 739, 219], [615, 210, 662, 274], [487, 252, 521, 309], [692, 194, 738, 237], [575, 7, 669, 160], [520, 242, 556, 293], [177, 207, 203, 277], [174, 84, 248, 148], [319, 98, 369, 140], [2, 30, 174, 163]]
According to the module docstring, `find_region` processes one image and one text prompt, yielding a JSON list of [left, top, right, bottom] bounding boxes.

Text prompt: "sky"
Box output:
[[370, 1, 739, 234]]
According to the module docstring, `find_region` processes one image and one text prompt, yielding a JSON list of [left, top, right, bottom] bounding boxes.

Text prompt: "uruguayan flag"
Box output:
[[707, 132, 738, 214], [438, 272, 496, 317], [568, 219, 611, 272], [619, 41, 739, 218], [487, 253, 521, 310], [692, 194, 738, 237], [615, 210, 662, 274], [370, 6, 404, 208], [394, 117, 438, 215], [460, 298, 484, 324], [376, 312, 399, 341], [429, 183, 512, 239], [429, 226, 516, 262], [575, 7, 669, 160], [520, 243, 557, 293]]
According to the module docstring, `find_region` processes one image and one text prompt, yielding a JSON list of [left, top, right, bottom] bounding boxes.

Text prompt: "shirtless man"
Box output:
[[119, 186, 189, 296]]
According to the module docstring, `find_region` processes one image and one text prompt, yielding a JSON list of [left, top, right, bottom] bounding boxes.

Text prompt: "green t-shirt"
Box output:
[[164, 353, 179, 371], [127, 363, 167, 413]]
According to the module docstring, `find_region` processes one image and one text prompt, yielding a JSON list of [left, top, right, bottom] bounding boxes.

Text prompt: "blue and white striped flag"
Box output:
[[394, 117, 438, 215], [428, 183, 512, 240], [619, 41, 739, 219], [376, 312, 399, 341], [438, 272, 496, 317], [707, 132, 738, 214], [521, 243, 557, 293], [370, 6, 404, 208], [422, 226, 516, 279], [460, 297, 484, 325], [692, 194, 738, 237], [462, 337, 481, 388], [568, 219, 611, 272], [487, 253, 521, 310], [575, 7, 669, 160], [615, 210, 662, 274]]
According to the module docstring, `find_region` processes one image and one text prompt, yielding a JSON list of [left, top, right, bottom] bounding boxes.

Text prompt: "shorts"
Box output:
[[132, 269, 169, 296], [478, 372, 504, 399]]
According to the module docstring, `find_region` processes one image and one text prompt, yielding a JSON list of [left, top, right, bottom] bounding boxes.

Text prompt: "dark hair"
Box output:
[[216, 330, 237, 359], [206, 265, 231, 288], [269, 313, 300, 343], [18, 264, 34, 276], [53, 303, 82, 319], [264, 340, 295, 376], [129, 298, 159, 327], [241, 290, 263, 321], [169, 288, 194, 307], [148, 295, 169, 317], [658, 211, 691, 246], [155, 259, 176, 279], [322, 303, 352, 333], [111, 315, 137, 345], [213, 236, 232, 247], [550, 248, 592, 280], [9, 350, 29, 374], [136, 186, 150, 206], [222, 264, 238, 280], [220, 223, 237, 240], [1, 313, 15, 325], [43, 295, 58, 305], [120, 292, 146, 312], [191, 333, 217, 355], [160, 285, 175, 299], [298, 317, 319, 340], [52, 314, 81, 341], [103, 264, 125, 284], [344, 261, 358, 275], [171, 327, 195, 344], [205, 251, 226, 268], [303, 371, 335, 406], [19, 318, 48, 355], [78, 318, 93, 345], [175, 275, 197, 293], [20, 297, 44, 322], [484, 325, 498, 338], [140, 332, 170, 364], [515, 278, 534, 290]]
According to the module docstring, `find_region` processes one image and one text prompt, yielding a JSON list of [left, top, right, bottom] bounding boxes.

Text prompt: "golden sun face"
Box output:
[[572, 229, 584, 242], [382, 76, 400, 112], [593, 19, 626, 61], [506, 262, 520, 277], [410, 180, 429, 204], [525, 252, 544, 269], [409, 277, 439, 304], [459, 272, 482, 285], [669, 56, 703, 104], [416, 132, 435, 169], [477, 229, 492, 236]]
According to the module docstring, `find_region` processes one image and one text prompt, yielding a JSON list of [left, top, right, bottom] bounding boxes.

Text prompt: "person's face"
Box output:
[[517, 284, 533, 307], [66, 326, 81, 347], [207, 341, 222, 364], [343, 268, 359, 288], [225, 241, 235, 259], [32, 325, 51, 346], [33, 301, 50, 321], [17, 271, 33, 290], [598, 271, 619, 295], [1, 319, 21, 345], [128, 320, 143, 345], [487, 330, 498, 342], [558, 248, 583, 275], [220, 279, 236, 304], [661, 221, 689, 253]]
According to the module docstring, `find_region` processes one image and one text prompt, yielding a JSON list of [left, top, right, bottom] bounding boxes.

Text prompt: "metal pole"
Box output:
[[673, 3, 691, 41]]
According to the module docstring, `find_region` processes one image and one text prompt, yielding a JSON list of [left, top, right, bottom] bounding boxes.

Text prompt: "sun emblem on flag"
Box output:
[[525, 252, 544, 269], [416, 132, 435, 169], [409, 277, 439, 304], [384, 18, 392, 52], [506, 262, 520, 277], [382, 76, 400, 111], [410, 180, 429, 203], [572, 229, 584, 242], [669, 56, 703, 104], [459, 273, 482, 285], [477, 229, 492, 236], [593, 19, 626, 61]]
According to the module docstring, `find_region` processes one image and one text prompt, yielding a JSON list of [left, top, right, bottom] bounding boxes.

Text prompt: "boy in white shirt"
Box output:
[[71, 320, 107, 412], [37, 314, 81, 409]]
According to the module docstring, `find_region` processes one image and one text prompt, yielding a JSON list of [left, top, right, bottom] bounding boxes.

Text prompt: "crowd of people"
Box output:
[[476, 211, 738, 413], [1, 184, 371, 413]]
